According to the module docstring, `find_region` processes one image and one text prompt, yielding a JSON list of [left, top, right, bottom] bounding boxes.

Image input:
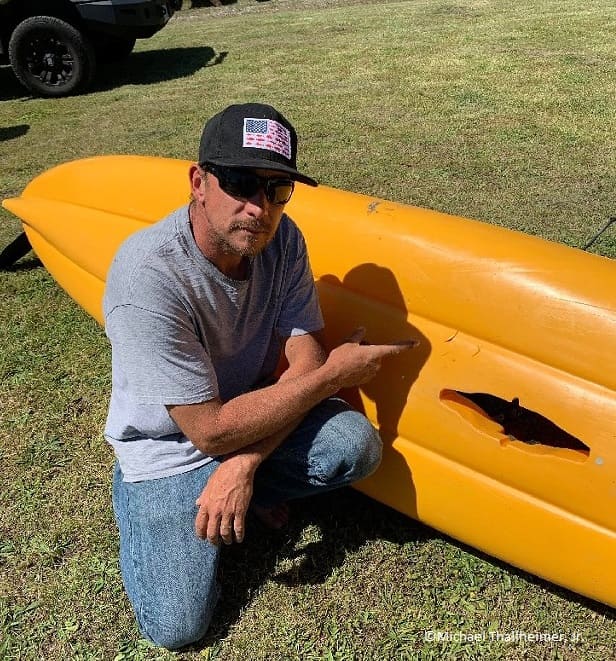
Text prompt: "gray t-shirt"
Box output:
[[103, 205, 324, 482]]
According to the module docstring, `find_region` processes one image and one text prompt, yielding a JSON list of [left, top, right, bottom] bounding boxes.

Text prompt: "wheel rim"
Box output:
[[22, 31, 74, 87]]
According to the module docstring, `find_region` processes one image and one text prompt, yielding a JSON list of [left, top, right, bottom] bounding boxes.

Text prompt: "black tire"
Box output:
[[91, 34, 136, 62], [8, 16, 96, 97]]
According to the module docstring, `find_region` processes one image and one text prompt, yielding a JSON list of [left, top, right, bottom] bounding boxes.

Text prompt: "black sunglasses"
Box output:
[[204, 164, 295, 206]]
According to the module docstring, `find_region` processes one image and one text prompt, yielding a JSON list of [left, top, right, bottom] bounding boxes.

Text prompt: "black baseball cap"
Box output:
[[198, 103, 318, 187]]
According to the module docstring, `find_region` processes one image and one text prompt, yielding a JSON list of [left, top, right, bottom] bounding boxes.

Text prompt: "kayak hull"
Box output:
[[4, 155, 616, 607]]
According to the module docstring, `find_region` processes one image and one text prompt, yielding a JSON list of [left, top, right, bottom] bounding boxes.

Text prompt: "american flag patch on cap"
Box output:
[[243, 118, 292, 160]]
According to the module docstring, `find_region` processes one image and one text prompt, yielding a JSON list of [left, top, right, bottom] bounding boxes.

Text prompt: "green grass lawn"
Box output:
[[1, 0, 615, 659]]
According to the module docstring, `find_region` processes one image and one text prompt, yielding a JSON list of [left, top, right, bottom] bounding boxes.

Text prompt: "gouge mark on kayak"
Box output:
[[441, 390, 590, 460]]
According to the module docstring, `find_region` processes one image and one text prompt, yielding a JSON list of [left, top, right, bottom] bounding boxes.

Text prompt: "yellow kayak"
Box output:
[[4, 155, 616, 608]]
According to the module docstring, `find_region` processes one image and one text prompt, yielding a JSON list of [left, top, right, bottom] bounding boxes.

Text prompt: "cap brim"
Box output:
[[204, 157, 318, 187]]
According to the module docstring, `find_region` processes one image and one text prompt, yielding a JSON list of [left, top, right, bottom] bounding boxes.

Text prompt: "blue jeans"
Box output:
[[112, 397, 382, 650]]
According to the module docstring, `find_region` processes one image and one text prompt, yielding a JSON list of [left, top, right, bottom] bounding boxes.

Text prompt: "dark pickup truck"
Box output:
[[0, 0, 181, 96]]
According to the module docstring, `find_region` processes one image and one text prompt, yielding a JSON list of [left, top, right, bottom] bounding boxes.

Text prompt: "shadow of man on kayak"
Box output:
[[316, 264, 430, 522]]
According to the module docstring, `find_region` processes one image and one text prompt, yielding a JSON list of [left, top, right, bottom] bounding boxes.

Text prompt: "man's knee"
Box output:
[[141, 610, 212, 650], [340, 409, 382, 480], [316, 403, 382, 483], [134, 575, 219, 651]]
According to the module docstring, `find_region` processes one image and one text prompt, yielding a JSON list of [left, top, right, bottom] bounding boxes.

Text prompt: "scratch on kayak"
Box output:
[[472, 346, 481, 357], [445, 331, 459, 342], [570, 300, 616, 313], [367, 201, 380, 214]]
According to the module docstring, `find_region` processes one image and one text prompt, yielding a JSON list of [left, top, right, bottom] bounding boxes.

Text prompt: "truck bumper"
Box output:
[[76, 0, 176, 38]]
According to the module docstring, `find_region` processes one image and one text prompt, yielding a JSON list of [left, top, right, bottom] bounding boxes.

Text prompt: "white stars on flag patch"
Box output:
[[243, 118, 292, 159]]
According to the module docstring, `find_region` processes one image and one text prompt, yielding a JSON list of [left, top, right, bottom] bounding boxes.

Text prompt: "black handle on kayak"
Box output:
[[0, 232, 32, 269]]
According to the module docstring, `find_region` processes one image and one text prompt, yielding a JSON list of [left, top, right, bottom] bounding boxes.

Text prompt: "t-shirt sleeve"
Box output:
[[276, 230, 324, 337], [105, 302, 219, 406]]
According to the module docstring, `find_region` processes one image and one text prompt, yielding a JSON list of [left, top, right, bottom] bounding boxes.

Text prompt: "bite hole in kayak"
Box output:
[[440, 390, 590, 461]]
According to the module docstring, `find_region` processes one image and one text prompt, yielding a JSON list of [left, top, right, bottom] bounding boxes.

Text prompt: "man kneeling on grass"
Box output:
[[103, 102, 415, 649]]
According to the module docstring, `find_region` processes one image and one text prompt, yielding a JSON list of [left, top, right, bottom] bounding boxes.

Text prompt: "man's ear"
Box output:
[[189, 164, 207, 203]]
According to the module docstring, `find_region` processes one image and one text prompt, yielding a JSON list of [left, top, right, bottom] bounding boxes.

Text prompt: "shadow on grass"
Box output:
[[92, 46, 227, 92], [194, 487, 616, 649], [0, 124, 29, 142], [199, 488, 432, 645], [0, 47, 227, 101], [0, 233, 34, 270], [1, 256, 42, 272]]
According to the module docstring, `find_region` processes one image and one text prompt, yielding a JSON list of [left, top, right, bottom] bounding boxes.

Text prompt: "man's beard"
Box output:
[[212, 221, 271, 257]]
